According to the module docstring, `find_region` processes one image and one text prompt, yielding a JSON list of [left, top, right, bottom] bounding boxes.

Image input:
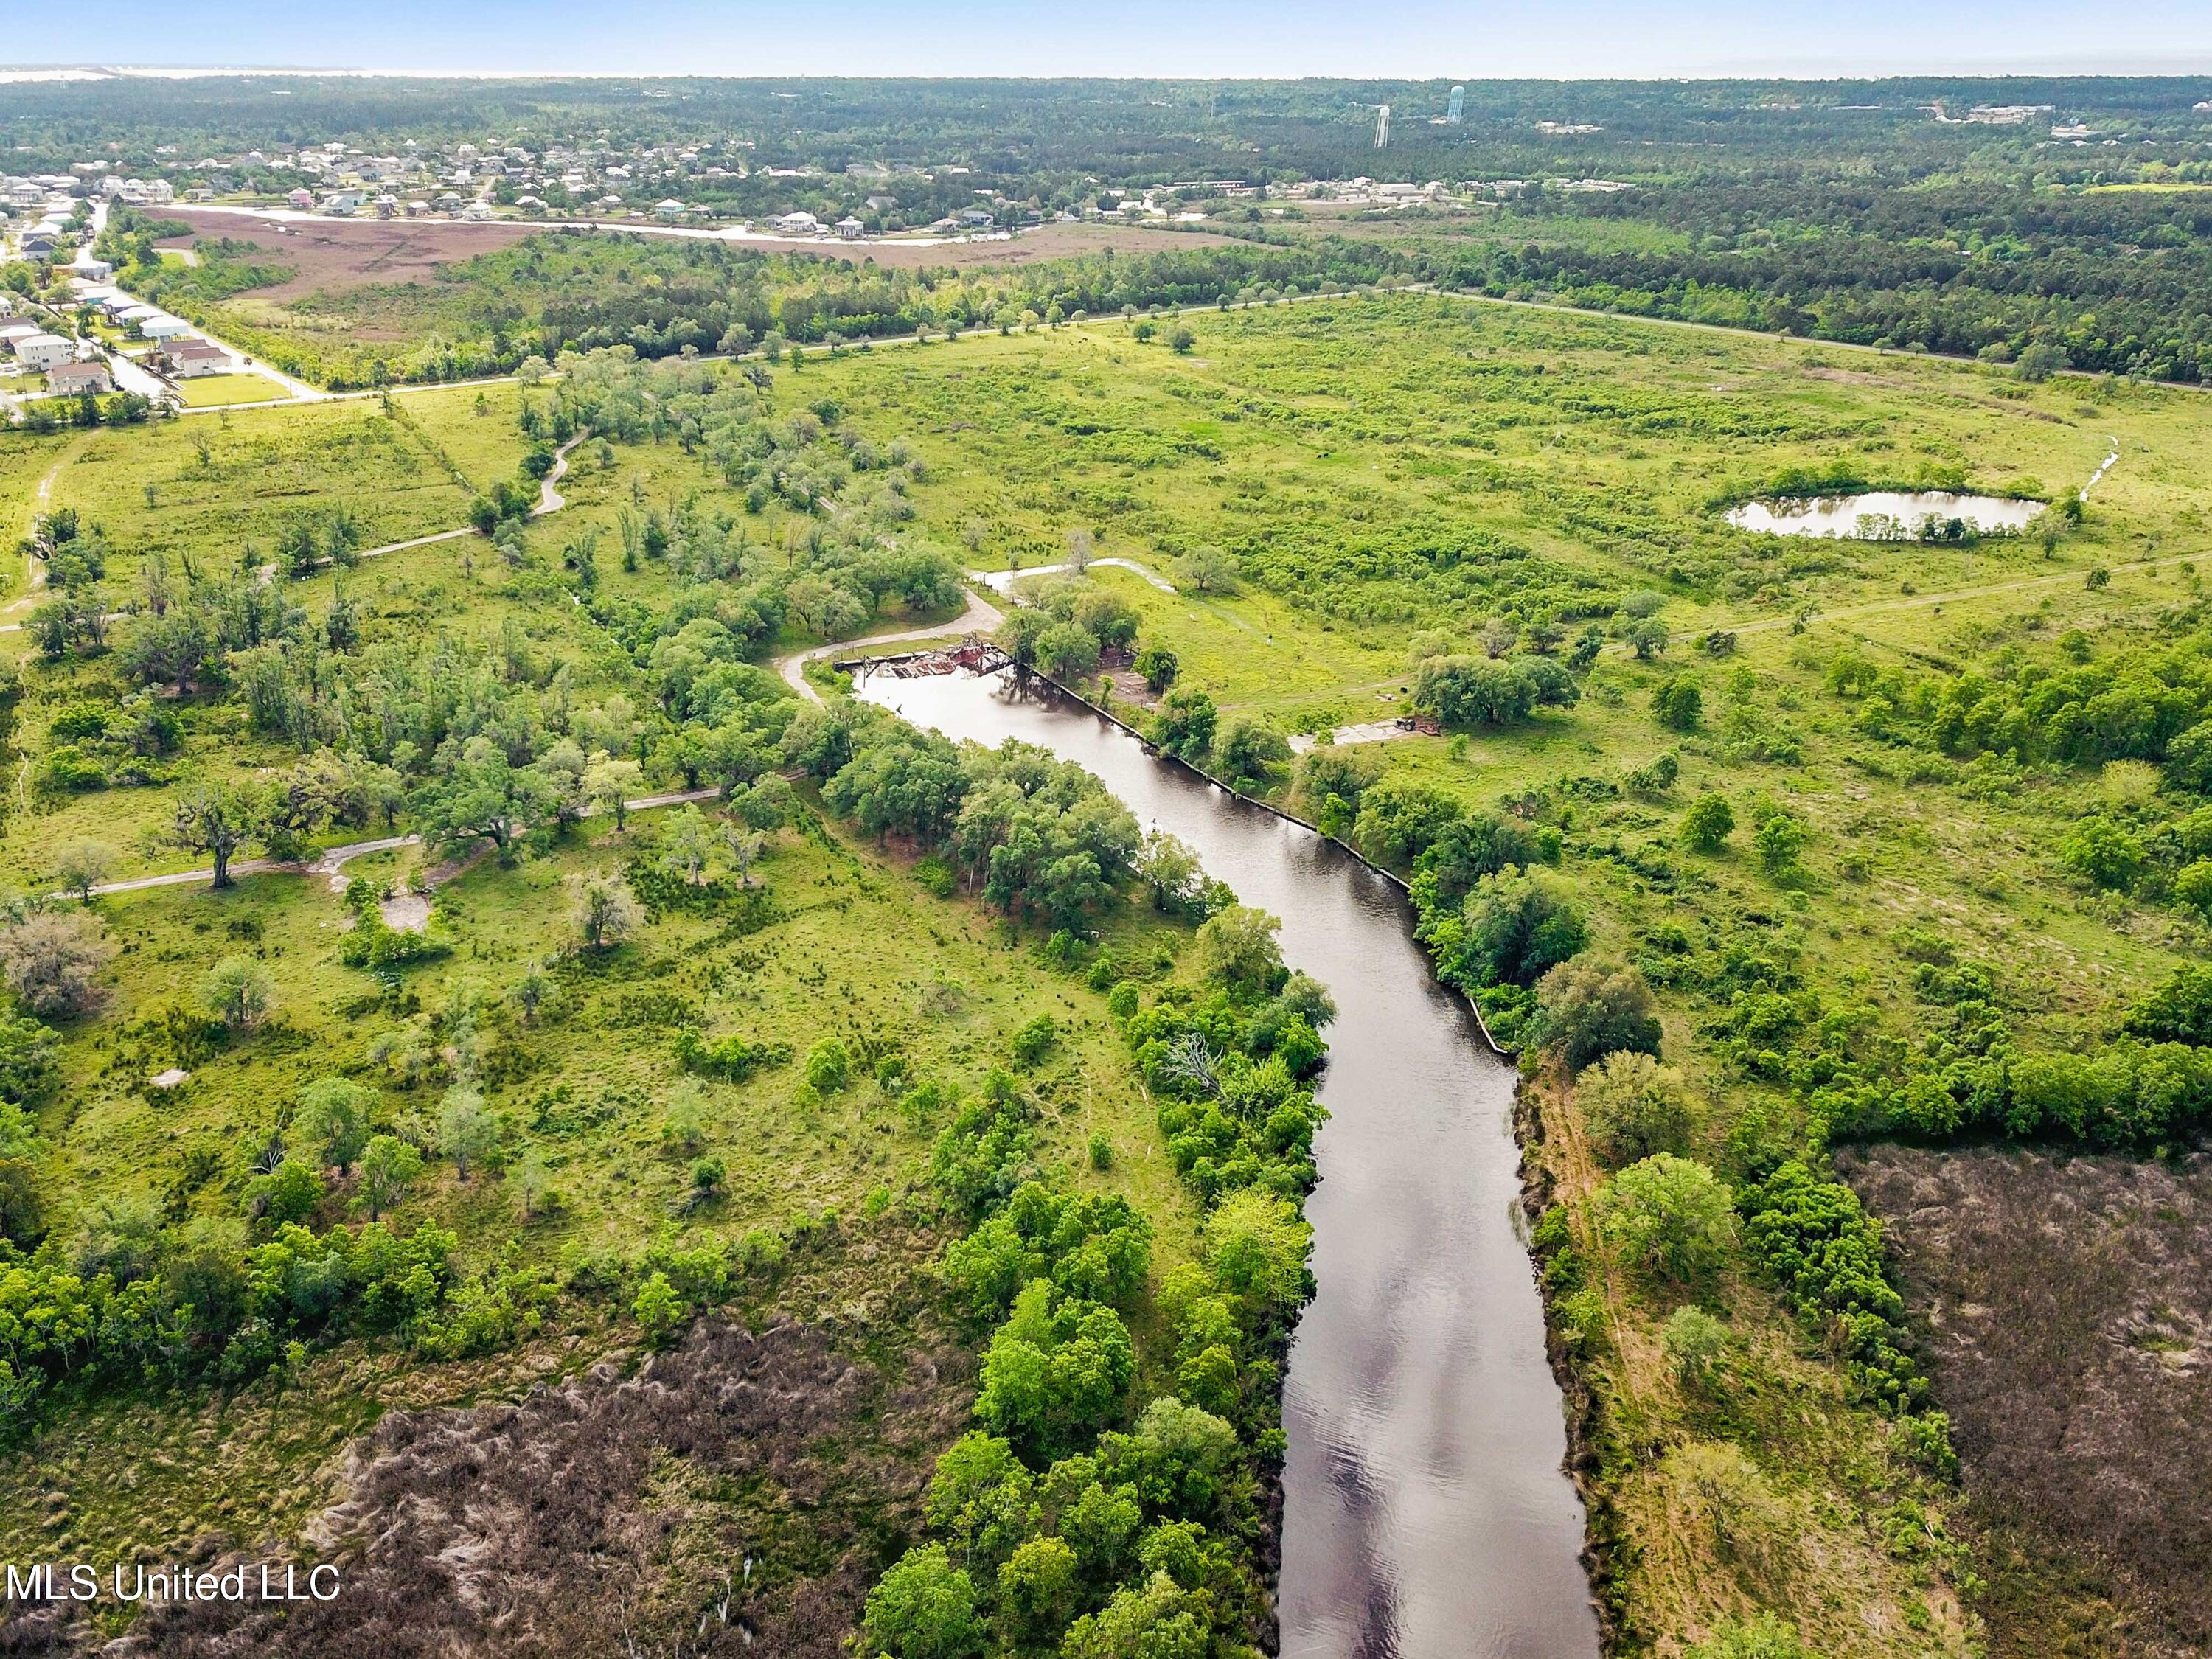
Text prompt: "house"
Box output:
[[0, 293, 13, 316], [373, 193, 399, 218], [653, 198, 686, 221], [834, 216, 866, 240], [18, 234, 55, 257], [116, 304, 161, 326], [15, 333, 73, 371], [770, 211, 820, 234], [459, 201, 493, 221], [138, 316, 192, 340], [164, 340, 233, 378], [287, 187, 314, 210], [959, 207, 995, 227], [0, 321, 41, 350], [69, 254, 112, 282], [46, 361, 113, 396]]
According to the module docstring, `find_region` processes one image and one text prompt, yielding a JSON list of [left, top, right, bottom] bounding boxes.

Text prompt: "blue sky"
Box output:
[[7, 0, 2211, 79]]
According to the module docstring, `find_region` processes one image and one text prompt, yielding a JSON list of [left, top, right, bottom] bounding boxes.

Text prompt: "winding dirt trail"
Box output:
[[83, 784, 723, 899], [776, 586, 1004, 703]]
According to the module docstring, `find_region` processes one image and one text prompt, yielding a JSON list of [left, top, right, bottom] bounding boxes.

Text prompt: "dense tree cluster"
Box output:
[[869, 929, 1331, 1659]]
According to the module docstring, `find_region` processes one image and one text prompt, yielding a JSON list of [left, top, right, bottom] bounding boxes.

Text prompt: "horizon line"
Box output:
[[5, 63, 2212, 83]]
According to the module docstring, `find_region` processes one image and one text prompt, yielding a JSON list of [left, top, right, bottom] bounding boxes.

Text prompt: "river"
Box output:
[[855, 667, 1600, 1659]]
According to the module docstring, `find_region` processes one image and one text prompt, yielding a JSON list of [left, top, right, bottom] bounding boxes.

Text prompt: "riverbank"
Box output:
[[854, 664, 1602, 1656]]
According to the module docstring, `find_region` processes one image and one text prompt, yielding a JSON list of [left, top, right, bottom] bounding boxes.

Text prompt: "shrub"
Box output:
[[1010, 1015, 1057, 1068], [1436, 868, 1587, 990], [1652, 677, 1703, 731], [201, 956, 277, 1030], [1215, 718, 1292, 791], [0, 911, 112, 1020], [804, 1037, 852, 1092], [1194, 906, 1286, 995], [1750, 804, 1809, 872], [1680, 793, 1735, 852], [2126, 964, 2212, 1045], [1663, 1305, 1731, 1392], [1599, 1154, 1738, 1284], [2061, 818, 2143, 890], [1528, 958, 1662, 1071], [1685, 1615, 1817, 1659], [1580, 1051, 1695, 1166]]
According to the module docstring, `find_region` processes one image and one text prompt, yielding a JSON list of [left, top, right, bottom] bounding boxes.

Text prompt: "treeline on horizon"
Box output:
[[7, 74, 2212, 178], [142, 204, 2212, 390]]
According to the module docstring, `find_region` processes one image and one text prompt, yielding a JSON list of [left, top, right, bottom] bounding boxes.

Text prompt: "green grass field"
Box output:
[[172, 372, 291, 408]]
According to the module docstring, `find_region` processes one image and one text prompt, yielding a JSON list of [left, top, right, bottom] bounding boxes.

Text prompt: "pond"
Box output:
[[856, 667, 1601, 1659], [1726, 490, 2045, 538]]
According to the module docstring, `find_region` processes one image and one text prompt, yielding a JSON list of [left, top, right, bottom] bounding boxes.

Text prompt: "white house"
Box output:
[[653, 198, 686, 220], [138, 316, 192, 340], [459, 201, 493, 222], [770, 211, 820, 234], [46, 360, 113, 396], [15, 333, 73, 371], [835, 217, 866, 240], [164, 340, 233, 378], [69, 254, 112, 282]]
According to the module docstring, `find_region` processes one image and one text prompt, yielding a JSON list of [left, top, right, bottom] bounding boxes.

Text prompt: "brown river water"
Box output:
[[855, 667, 1600, 1659]]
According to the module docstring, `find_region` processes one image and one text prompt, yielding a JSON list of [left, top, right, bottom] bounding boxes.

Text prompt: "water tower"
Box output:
[[1374, 105, 1391, 148], [1447, 85, 1465, 125]]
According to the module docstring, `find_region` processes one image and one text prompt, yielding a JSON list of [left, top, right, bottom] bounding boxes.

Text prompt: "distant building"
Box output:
[[287, 188, 314, 210], [653, 198, 686, 220], [1375, 105, 1391, 148], [137, 315, 192, 340], [834, 216, 866, 239], [46, 360, 113, 396], [770, 210, 821, 234], [69, 253, 112, 282], [1447, 86, 1465, 125]]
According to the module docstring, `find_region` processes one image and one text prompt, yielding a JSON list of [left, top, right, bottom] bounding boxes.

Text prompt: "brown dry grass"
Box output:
[[1844, 1145, 2212, 1659], [1523, 1074, 1973, 1658], [159, 211, 538, 301], [155, 210, 1237, 303]]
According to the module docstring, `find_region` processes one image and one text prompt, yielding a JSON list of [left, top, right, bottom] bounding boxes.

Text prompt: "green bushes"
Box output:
[[1739, 1161, 1927, 1416], [1599, 1154, 1738, 1284], [1413, 653, 1580, 727], [672, 1027, 793, 1082]]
